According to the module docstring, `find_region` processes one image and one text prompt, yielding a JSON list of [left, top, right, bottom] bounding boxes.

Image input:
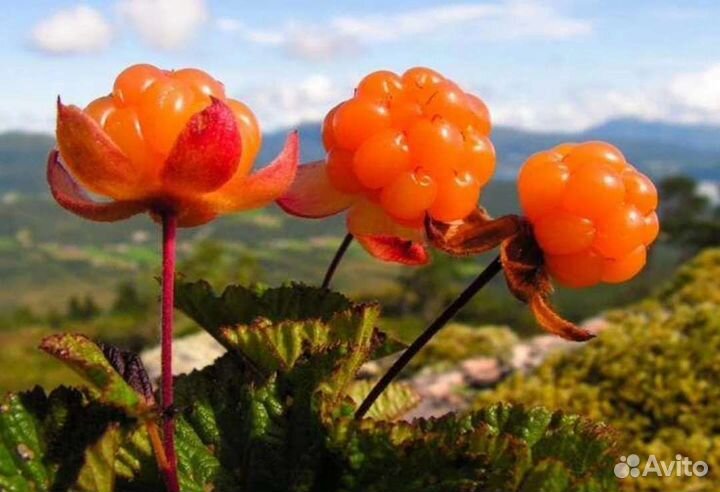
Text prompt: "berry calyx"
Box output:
[[518, 141, 659, 287], [322, 67, 494, 225]]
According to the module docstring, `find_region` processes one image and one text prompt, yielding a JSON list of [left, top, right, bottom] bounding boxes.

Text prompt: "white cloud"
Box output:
[[117, 0, 209, 50], [331, 2, 589, 42], [489, 91, 665, 132], [668, 63, 720, 115], [216, 19, 356, 60], [488, 63, 720, 132], [218, 1, 591, 60], [31, 5, 113, 54], [240, 75, 348, 131]]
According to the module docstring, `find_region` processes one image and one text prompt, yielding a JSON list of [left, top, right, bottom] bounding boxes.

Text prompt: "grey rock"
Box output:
[[141, 331, 225, 381], [460, 357, 503, 387], [412, 370, 464, 400], [357, 361, 382, 379]]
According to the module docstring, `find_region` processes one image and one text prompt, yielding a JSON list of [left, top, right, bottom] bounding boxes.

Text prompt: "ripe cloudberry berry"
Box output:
[[50, 63, 298, 228], [279, 67, 494, 265], [321, 67, 494, 224], [518, 141, 659, 287], [87, 64, 262, 182]]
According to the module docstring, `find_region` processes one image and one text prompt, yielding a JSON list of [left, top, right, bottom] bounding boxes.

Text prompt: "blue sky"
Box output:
[[1, 0, 719, 134]]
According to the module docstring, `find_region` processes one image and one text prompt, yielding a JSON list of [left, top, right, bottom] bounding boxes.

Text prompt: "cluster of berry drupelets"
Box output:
[[518, 142, 659, 287], [84, 64, 261, 184], [321, 67, 495, 224]]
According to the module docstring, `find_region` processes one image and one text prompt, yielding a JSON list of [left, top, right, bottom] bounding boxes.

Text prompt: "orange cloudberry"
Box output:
[[49, 63, 298, 228], [279, 67, 495, 264], [518, 141, 659, 287]]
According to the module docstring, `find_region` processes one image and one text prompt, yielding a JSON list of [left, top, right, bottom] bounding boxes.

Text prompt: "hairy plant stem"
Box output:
[[160, 212, 180, 492], [354, 255, 503, 419], [322, 233, 354, 289]]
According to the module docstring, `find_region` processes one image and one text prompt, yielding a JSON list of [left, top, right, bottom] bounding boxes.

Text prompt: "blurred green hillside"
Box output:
[[2, 117, 720, 196], [0, 122, 717, 394]]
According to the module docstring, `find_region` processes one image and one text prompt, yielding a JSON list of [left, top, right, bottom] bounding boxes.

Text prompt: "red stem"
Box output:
[[161, 212, 180, 492]]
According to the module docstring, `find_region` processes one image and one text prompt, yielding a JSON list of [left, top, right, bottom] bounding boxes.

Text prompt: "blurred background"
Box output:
[[0, 0, 718, 393]]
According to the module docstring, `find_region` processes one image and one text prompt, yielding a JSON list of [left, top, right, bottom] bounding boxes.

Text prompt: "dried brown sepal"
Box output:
[[425, 207, 522, 256], [499, 221, 551, 301], [529, 294, 595, 341], [500, 224, 594, 342]]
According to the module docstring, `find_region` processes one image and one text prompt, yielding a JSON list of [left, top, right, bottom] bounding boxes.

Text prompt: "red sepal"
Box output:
[[356, 235, 429, 266], [277, 161, 355, 218], [162, 98, 242, 193], [209, 131, 300, 212], [47, 150, 148, 222]]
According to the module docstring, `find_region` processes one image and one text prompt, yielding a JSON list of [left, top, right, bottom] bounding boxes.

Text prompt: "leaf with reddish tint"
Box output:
[[426, 207, 522, 256], [56, 100, 143, 200], [97, 342, 155, 405], [355, 235, 429, 265], [209, 131, 300, 212], [47, 150, 149, 222], [277, 161, 356, 218], [39, 333, 151, 416], [162, 98, 242, 193]]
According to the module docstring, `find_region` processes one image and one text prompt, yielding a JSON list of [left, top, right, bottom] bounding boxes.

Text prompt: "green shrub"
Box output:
[[408, 323, 519, 372], [475, 248, 720, 491], [651, 247, 720, 307]]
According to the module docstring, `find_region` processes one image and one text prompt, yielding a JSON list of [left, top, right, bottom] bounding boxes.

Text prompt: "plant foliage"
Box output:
[[0, 282, 619, 491]]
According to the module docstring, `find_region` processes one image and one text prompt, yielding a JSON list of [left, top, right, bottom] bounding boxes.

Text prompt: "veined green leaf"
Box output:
[[39, 334, 147, 417]]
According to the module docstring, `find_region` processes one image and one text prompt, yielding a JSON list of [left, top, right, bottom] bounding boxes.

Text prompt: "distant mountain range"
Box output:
[[2, 117, 718, 194], [260, 117, 720, 181], [582, 118, 720, 153], [0, 132, 54, 194]]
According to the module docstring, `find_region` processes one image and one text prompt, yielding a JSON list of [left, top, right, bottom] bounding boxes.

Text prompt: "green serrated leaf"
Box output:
[[518, 460, 570, 492], [0, 391, 51, 490], [75, 424, 120, 492], [175, 281, 352, 332], [0, 387, 126, 492], [176, 281, 403, 365], [194, 290, 381, 390], [347, 381, 420, 421], [113, 424, 159, 488], [39, 334, 147, 417], [326, 403, 619, 492], [219, 317, 332, 374]]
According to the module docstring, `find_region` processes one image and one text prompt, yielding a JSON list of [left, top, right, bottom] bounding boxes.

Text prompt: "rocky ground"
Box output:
[[142, 318, 608, 419]]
